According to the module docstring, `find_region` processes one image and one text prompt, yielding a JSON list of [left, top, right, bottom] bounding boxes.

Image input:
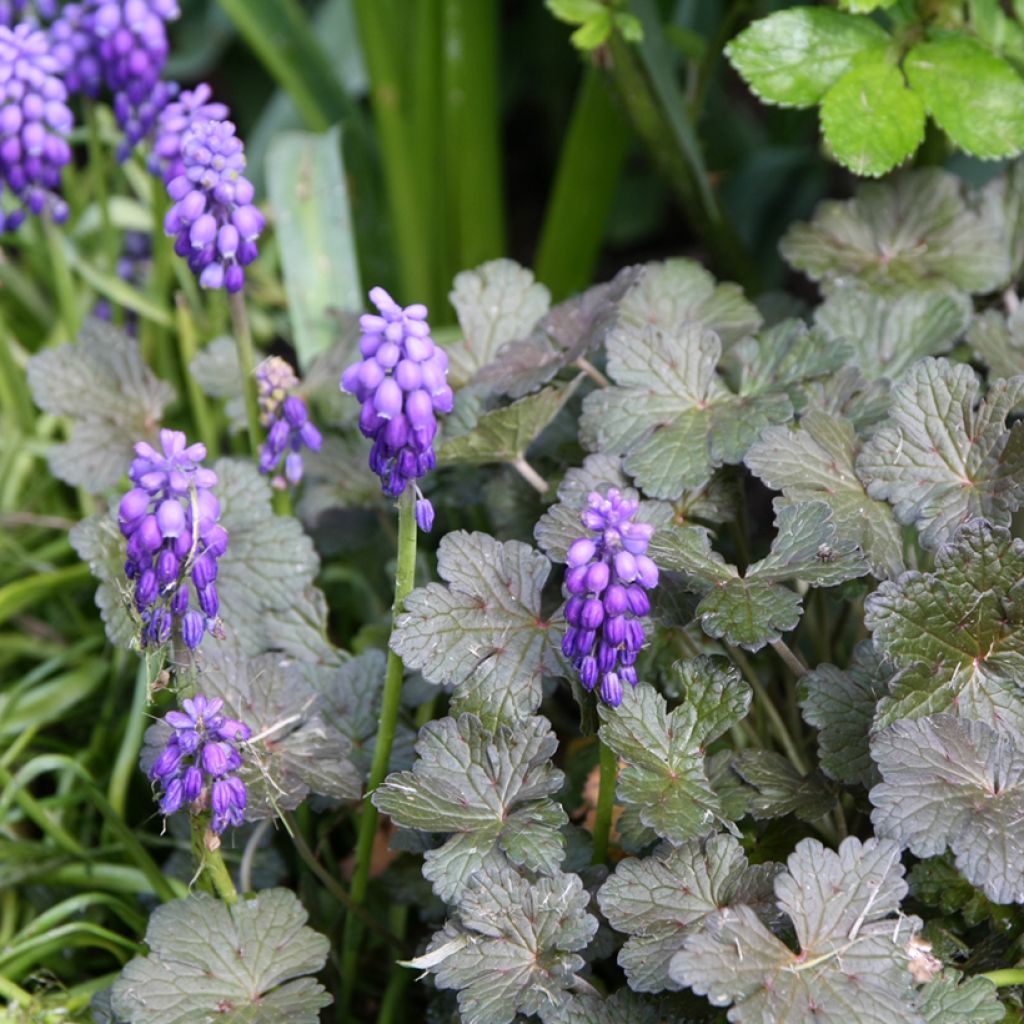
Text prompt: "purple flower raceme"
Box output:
[[149, 81, 227, 182], [340, 287, 452, 529], [48, 2, 102, 97], [0, 22, 73, 231], [562, 489, 659, 707], [118, 429, 227, 651], [149, 695, 250, 833], [162, 112, 264, 291], [255, 356, 322, 488]]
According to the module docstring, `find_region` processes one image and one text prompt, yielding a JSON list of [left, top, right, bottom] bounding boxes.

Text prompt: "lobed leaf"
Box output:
[[110, 889, 331, 1023], [26, 320, 175, 492], [389, 531, 563, 728], [597, 834, 781, 993], [857, 359, 1024, 551], [968, 307, 1024, 380], [598, 660, 751, 842], [729, 749, 835, 822], [870, 714, 1024, 904], [866, 519, 1024, 733], [669, 836, 922, 1023], [915, 970, 1006, 1023], [373, 713, 566, 901], [724, 7, 888, 108], [412, 862, 597, 1024], [780, 169, 1010, 293]]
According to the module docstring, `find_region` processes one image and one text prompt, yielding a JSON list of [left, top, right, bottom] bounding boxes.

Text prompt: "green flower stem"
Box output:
[[604, 5, 756, 290], [376, 905, 412, 1024], [174, 293, 218, 455], [769, 637, 809, 679], [190, 819, 238, 905], [42, 219, 79, 341], [106, 656, 148, 819], [339, 484, 418, 1022], [228, 291, 263, 456], [535, 67, 631, 300], [981, 969, 1024, 987], [591, 739, 618, 865], [0, 311, 34, 433], [354, 0, 434, 304], [84, 100, 118, 276]]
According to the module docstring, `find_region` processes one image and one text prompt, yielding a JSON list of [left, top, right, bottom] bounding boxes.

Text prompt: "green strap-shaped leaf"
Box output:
[[906, 36, 1024, 160]]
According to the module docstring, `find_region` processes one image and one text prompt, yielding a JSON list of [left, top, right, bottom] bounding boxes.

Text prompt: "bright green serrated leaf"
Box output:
[[871, 714, 1024, 904], [799, 640, 890, 788], [26, 320, 174, 492], [820, 57, 925, 176], [815, 285, 971, 381], [413, 862, 597, 1024], [447, 260, 551, 387], [599, 659, 751, 842], [745, 411, 904, 580], [905, 36, 1024, 160], [390, 532, 562, 728], [857, 359, 1024, 550], [373, 714, 566, 902], [780, 169, 1011, 293], [110, 889, 331, 1023], [916, 970, 1006, 1023], [866, 520, 1024, 732], [725, 7, 889, 108], [437, 384, 576, 467], [669, 837, 921, 1024], [597, 835, 781, 993], [265, 126, 361, 372]]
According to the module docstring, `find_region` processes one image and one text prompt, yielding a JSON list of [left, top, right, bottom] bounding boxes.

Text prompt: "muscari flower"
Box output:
[[340, 287, 452, 531], [118, 429, 227, 651], [562, 489, 658, 707], [255, 356, 322, 488], [149, 81, 227, 182], [0, 21, 73, 231], [48, 2, 103, 97], [162, 112, 264, 292], [149, 694, 250, 833]]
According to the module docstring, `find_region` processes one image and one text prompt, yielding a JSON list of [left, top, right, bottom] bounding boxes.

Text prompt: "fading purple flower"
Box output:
[[562, 489, 658, 707], [340, 287, 452, 528], [162, 113, 263, 292], [254, 356, 321, 488], [148, 694, 250, 833], [118, 428, 227, 651], [0, 22, 73, 231]]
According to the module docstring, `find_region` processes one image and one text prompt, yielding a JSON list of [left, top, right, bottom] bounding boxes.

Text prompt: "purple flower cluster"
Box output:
[[149, 82, 227, 182], [0, 22, 73, 231], [48, 2, 102, 96], [118, 429, 227, 650], [149, 695, 250, 833], [562, 490, 658, 707], [255, 356, 322, 488], [162, 113, 263, 291], [340, 287, 452, 529]]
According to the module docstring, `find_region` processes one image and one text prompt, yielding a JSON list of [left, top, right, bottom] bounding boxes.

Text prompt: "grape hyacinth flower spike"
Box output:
[[340, 287, 452, 530], [150, 81, 228, 182], [149, 695, 250, 833], [118, 429, 227, 651], [0, 22, 74, 231], [255, 356, 322, 488], [562, 489, 658, 707], [162, 109, 263, 292]]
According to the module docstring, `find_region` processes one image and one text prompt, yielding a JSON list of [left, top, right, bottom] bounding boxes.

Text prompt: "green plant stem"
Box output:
[[376, 905, 412, 1024], [174, 293, 217, 454], [0, 311, 34, 432], [84, 100, 118, 275], [339, 484, 418, 1022], [43, 220, 79, 341], [603, 4, 755, 289], [190, 819, 238, 905], [535, 67, 631, 300], [592, 739, 618, 865], [769, 637, 809, 679], [981, 969, 1024, 987], [727, 645, 808, 775], [106, 657, 148, 819], [354, 0, 433, 303], [228, 291, 263, 455]]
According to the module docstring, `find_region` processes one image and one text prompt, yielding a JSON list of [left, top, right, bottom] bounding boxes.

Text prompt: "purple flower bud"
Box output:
[[198, 582, 219, 618], [150, 742, 181, 780], [585, 562, 610, 594], [603, 584, 628, 616], [415, 497, 435, 533], [581, 598, 605, 630], [159, 777, 184, 815], [136, 514, 163, 552], [119, 487, 150, 524], [626, 586, 650, 616], [579, 656, 598, 689], [600, 673, 623, 707], [182, 764, 202, 801], [201, 740, 229, 777], [603, 615, 626, 645], [181, 609, 204, 649], [567, 538, 596, 568], [156, 498, 185, 538]]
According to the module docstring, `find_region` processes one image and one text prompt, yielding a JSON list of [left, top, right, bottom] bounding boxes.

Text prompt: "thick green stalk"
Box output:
[[228, 291, 263, 456], [535, 68, 632, 300], [339, 485, 418, 1021], [442, 0, 505, 273], [591, 739, 618, 864], [84, 101, 118, 275], [190, 819, 238, 905], [174, 294, 217, 454], [106, 658, 148, 818], [981, 969, 1024, 987], [354, 0, 434, 303], [604, 2, 756, 288]]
